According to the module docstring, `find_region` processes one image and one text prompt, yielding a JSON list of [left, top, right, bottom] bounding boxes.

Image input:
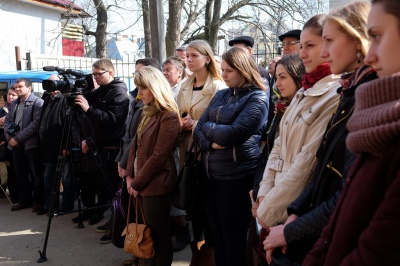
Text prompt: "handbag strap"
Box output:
[[126, 195, 132, 232], [125, 195, 147, 234], [185, 139, 198, 163]]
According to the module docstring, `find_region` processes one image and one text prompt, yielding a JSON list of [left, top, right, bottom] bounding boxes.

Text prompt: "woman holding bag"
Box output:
[[125, 66, 181, 266]]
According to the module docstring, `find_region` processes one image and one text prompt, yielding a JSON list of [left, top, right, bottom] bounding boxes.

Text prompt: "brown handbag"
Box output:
[[121, 195, 155, 258]]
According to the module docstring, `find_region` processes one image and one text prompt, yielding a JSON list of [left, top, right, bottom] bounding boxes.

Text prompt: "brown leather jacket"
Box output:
[[125, 110, 181, 196]]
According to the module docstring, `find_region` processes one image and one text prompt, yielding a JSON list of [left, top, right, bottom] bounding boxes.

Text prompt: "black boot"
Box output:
[[173, 223, 191, 252]]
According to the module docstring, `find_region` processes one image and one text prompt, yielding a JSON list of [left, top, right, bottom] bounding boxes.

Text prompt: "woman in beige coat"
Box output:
[[176, 40, 225, 265], [256, 31, 342, 229]]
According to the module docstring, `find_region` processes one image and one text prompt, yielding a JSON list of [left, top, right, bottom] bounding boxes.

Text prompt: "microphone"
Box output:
[[42, 66, 84, 76], [43, 66, 62, 71]]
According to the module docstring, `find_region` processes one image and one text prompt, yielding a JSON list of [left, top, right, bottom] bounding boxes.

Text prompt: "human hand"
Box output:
[[118, 163, 126, 178], [285, 214, 299, 225], [75, 95, 90, 112], [182, 116, 194, 131], [81, 140, 90, 153], [0, 116, 5, 126], [8, 137, 18, 147], [211, 142, 225, 149], [263, 225, 287, 263]]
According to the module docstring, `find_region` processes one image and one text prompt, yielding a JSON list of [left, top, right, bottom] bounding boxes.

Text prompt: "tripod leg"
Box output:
[[37, 161, 63, 263]]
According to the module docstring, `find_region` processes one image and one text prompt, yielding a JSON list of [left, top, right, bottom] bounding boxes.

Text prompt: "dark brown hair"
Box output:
[[371, 0, 400, 31], [222, 47, 266, 91], [275, 55, 305, 90], [303, 14, 327, 36]]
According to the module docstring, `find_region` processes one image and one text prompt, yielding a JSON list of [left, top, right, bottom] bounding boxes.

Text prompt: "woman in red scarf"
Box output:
[[255, 12, 342, 264], [263, 3, 378, 266]]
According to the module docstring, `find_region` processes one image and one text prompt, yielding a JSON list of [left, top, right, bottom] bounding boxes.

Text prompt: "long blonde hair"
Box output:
[[324, 1, 371, 58], [134, 66, 181, 118], [187, 40, 223, 81]]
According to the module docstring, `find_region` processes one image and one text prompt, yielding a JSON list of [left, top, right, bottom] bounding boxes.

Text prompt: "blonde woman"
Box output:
[[176, 39, 225, 265], [125, 66, 181, 266]]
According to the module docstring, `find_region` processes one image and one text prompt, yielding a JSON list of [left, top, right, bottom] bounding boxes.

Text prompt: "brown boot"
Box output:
[[138, 257, 156, 266], [198, 246, 215, 266]]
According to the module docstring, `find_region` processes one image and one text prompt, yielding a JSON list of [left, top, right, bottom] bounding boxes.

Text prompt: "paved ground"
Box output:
[[0, 196, 191, 266]]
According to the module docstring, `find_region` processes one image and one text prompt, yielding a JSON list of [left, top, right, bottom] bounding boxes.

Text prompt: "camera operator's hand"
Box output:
[[81, 140, 90, 153], [9, 137, 18, 147], [75, 95, 90, 112]]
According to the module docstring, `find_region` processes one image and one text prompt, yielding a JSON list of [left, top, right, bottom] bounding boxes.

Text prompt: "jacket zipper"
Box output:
[[326, 161, 342, 178]]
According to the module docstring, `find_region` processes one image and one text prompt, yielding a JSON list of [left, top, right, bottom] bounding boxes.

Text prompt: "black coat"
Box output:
[[38, 93, 68, 163], [85, 79, 129, 148], [194, 85, 268, 181], [116, 88, 143, 169]]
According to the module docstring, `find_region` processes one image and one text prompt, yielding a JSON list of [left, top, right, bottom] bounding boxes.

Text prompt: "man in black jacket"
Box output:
[[75, 59, 129, 242]]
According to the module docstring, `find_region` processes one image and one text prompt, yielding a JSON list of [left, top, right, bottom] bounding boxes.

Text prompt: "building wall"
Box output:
[[0, 0, 62, 71]]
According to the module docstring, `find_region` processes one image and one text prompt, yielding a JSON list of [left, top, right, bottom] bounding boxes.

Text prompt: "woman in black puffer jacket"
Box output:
[[194, 47, 269, 266]]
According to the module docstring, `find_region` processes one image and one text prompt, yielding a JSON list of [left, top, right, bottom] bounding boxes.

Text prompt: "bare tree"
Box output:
[[142, 0, 152, 57]]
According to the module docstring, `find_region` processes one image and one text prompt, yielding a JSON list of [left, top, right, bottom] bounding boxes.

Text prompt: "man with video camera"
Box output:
[[74, 58, 129, 243], [4, 78, 44, 212]]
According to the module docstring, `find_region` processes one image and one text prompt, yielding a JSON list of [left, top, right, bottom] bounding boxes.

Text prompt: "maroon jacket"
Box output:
[[303, 139, 400, 266], [125, 110, 181, 196]]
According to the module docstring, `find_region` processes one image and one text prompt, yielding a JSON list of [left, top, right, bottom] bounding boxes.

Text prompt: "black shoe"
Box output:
[[98, 232, 112, 244], [88, 213, 104, 225], [96, 220, 111, 233], [173, 224, 191, 252], [32, 203, 43, 213], [72, 211, 93, 223], [11, 203, 32, 211], [37, 208, 49, 215]]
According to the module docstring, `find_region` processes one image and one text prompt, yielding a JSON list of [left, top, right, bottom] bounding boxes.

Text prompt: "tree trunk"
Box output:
[[204, 0, 213, 42], [166, 0, 183, 57], [208, 0, 221, 52], [142, 0, 152, 57], [93, 0, 107, 58]]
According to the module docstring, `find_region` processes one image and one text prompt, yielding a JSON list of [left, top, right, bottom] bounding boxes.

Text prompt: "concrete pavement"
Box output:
[[0, 196, 191, 265]]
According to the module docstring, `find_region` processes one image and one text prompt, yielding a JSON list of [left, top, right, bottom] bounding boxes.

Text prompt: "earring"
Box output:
[[205, 62, 209, 68], [356, 50, 361, 64]]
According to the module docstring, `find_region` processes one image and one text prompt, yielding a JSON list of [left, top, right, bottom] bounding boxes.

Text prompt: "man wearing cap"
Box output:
[[228, 36, 270, 82], [279, 29, 301, 55]]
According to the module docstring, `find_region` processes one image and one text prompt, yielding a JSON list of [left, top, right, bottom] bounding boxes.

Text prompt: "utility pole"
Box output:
[[149, 0, 166, 64]]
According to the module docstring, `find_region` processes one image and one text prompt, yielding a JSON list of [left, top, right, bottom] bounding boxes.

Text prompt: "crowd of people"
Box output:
[[1, 0, 399, 265]]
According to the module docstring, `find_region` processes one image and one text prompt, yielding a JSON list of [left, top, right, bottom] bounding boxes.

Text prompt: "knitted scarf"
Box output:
[[136, 104, 159, 143], [275, 96, 292, 114], [346, 73, 400, 156], [339, 65, 375, 92], [301, 63, 332, 90]]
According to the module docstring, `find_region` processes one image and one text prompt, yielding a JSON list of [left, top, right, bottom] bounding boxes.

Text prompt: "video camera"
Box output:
[[42, 66, 94, 97]]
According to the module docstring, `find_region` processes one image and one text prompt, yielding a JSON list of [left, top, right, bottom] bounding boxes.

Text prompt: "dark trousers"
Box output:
[[192, 169, 213, 245], [203, 176, 253, 266], [79, 149, 120, 213], [61, 162, 75, 211], [12, 147, 44, 206], [43, 163, 58, 210], [140, 195, 173, 266], [7, 155, 19, 203]]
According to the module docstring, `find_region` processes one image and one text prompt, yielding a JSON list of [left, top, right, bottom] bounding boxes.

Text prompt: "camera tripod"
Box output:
[[37, 96, 114, 263]]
